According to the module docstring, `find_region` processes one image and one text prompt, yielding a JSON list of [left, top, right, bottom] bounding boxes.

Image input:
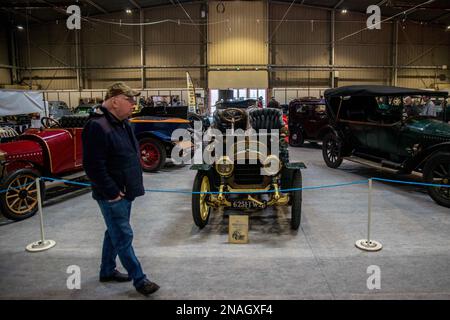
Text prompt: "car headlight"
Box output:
[[215, 156, 234, 177], [261, 155, 281, 176]]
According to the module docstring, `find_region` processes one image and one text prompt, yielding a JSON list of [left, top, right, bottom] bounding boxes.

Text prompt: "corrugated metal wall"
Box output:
[[0, 29, 11, 85], [15, 3, 205, 90], [144, 3, 204, 88], [15, 23, 77, 89], [6, 1, 449, 93], [397, 23, 450, 89], [270, 4, 330, 88], [335, 11, 392, 86], [208, 0, 268, 88], [208, 0, 268, 65]]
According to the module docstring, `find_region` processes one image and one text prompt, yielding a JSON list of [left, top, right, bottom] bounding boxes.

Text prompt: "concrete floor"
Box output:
[[1, 145, 450, 300]]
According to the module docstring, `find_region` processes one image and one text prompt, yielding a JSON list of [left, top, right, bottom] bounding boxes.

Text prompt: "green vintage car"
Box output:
[[321, 85, 450, 208]]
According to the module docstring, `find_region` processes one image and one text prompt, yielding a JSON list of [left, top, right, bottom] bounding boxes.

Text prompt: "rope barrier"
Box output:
[[0, 181, 41, 194], [11, 175, 447, 254], [0, 176, 447, 196], [371, 177, 450, 188]]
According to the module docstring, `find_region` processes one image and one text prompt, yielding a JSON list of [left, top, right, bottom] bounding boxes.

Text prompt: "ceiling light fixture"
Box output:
[[17, 25, 24, 30], [125, 9, 132, 14], [341, 9, 348, 14]]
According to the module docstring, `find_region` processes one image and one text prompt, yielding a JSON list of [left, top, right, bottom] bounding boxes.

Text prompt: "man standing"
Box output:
[[404, 96, 420, 117], [82, 82, 159, 296], [267, 96, 280, 109], [421, 96, 436, 117]]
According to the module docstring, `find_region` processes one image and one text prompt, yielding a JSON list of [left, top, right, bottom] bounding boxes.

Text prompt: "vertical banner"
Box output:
[[186, 72, 197, 113]]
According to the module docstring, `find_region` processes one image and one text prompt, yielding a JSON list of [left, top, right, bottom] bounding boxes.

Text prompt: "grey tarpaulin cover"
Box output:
[[0, 90, 46, 116]]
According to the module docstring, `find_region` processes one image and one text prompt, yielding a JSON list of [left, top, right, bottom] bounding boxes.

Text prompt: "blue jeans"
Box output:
[[97, 198, 147, 288]]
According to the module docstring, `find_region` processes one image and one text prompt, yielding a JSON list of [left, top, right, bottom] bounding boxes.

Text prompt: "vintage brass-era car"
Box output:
[[191, 101, 305, 230], [0, 115, 88, 220], [288, 97, 329, 147], [321, 85, 450, 208]]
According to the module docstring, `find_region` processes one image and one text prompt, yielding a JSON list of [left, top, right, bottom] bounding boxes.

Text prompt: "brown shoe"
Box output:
[[136, 280, 160, 296]]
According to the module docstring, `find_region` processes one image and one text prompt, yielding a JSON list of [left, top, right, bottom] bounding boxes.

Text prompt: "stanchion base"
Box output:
[[355, 239, 382, 252], [26, 240, 56, 252]]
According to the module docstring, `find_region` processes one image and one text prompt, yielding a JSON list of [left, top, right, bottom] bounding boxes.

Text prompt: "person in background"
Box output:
[[421, 96, 436, 117], [403, 96, 420, 117], [268, 96, 280, 109], [257, 96, 263, 108], [82, 82, 160, 296]]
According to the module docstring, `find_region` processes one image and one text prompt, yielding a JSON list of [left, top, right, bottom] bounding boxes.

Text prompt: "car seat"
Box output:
[[248, 108, 289, 163], [249, 108, 284, 131], [60, 115, 90, 128]]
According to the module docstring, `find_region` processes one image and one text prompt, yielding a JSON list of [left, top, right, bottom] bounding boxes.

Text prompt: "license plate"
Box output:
[[231, 200, 267, 209]]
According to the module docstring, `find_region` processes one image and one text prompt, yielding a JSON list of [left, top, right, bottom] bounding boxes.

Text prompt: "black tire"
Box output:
[[423, 152, 450, 208], [290, 169, 302, 230], [289, 130, 304, 147], [322, 133, 343, 168], [192, 171, 211, 229], [138, 137, 166, 172], [0, 169, 45, 221]]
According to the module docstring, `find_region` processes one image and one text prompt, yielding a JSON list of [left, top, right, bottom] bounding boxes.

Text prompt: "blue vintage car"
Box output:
[[130, 116, 191, 172]]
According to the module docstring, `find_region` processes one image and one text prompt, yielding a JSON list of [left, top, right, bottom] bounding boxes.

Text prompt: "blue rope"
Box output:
[[371, 177, 450, 188], [0, 181, 40, 194], [0, 176, 448, 196]]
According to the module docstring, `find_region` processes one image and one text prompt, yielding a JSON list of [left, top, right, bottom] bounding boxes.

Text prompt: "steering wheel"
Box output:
[[221, 108, 245, 123], [41, 117, 62, 128]]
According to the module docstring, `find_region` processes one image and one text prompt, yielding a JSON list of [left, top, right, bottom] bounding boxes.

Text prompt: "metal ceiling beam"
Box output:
[[0, 8, 45, 24], [432, 11, 450, 22], [82, 0, 109, 14], [333, 0, 345, 9], [128, 0, 141, 9], [35, 0, 70, 16]]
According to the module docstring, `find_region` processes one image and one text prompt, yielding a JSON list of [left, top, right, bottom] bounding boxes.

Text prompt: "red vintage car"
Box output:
[[0, 116, 88, 220]]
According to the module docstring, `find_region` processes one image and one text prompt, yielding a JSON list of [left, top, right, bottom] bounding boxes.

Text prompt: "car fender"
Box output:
[[317, 126, 332, 140], [404, 142, 450, 171], [320, 125, 342, 139], [1, 160, 44, 183], [136, 131, 172, 144], [190, 164, 212, 171]]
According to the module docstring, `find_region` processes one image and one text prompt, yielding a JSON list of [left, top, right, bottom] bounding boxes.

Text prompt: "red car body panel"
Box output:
[[22, 128, 84, 174], [0, 140, 45, 170], [0, 128, 84, 176]]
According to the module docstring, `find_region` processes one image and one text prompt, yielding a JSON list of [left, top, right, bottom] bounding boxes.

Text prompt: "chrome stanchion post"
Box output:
[[355, 178, 382, 252], [26, 178, 56, 252]]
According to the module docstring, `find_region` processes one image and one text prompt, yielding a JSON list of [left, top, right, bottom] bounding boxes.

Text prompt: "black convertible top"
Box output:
[[215, 99, 257, 109], [324, 85, 448, 98]]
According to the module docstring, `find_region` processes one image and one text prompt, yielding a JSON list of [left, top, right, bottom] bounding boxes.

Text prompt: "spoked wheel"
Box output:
[[139, 137, 166, 172], [192, 171, 212, 229], [0, 169, 45, 221], [423, 152, 450, 208], [289, 131, 304, 147], [322, 133, 343, 168], [290, 169, 302, 230]]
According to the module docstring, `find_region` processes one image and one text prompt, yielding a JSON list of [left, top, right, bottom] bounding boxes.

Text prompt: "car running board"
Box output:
[[344, 156, 399, 174], [44, 171, 87, 187]]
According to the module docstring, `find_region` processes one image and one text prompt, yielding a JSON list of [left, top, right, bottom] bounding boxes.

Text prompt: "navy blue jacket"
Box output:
[[82, 106, 145, 201]]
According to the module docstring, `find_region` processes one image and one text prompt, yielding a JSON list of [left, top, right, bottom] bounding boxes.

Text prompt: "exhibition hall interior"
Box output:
[[0, 0, 450, 300]]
